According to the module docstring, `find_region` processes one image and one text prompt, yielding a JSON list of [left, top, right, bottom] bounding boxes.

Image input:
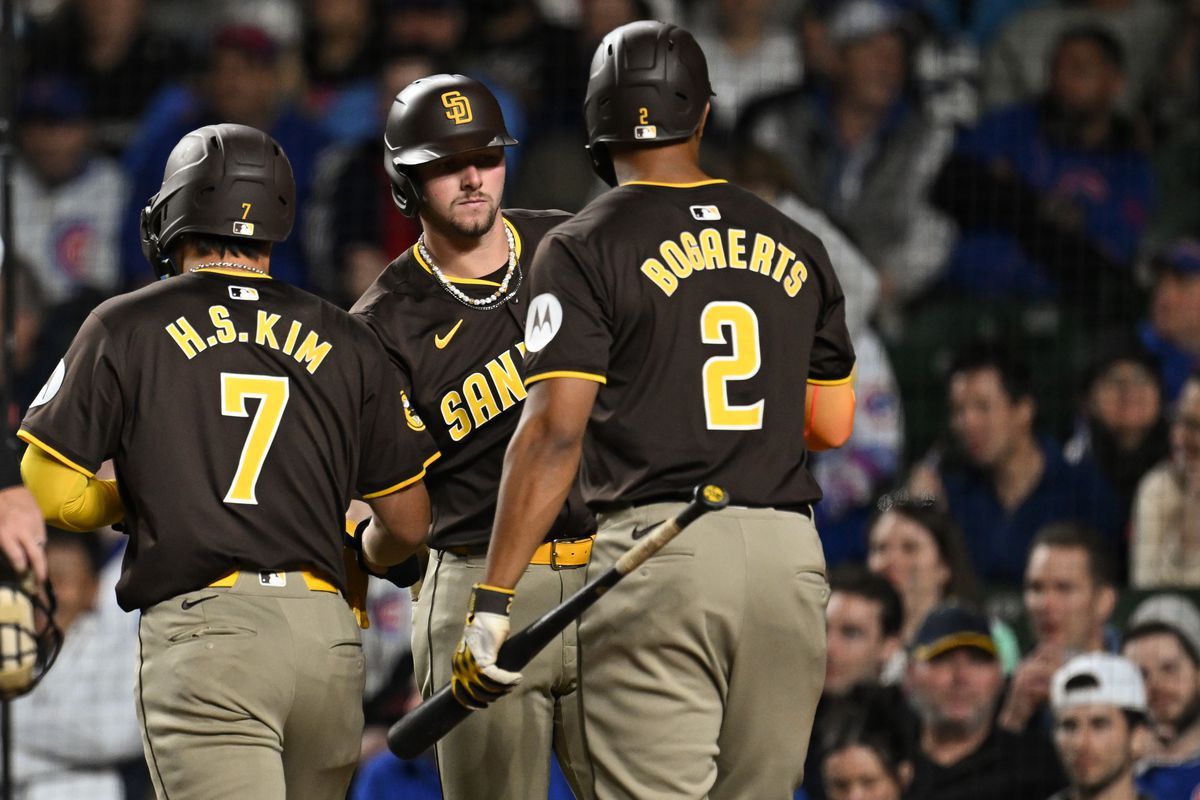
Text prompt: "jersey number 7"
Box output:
[[220, 373, 291, 504]]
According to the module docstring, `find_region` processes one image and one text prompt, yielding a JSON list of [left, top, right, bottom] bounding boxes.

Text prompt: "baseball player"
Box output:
[[351, 74, 596, 799], [453, 21, 858, 799], [17, 123, 437, 800]]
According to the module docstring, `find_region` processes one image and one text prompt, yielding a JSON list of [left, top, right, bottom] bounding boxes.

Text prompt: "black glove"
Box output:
[[343, 518, 422, 588]]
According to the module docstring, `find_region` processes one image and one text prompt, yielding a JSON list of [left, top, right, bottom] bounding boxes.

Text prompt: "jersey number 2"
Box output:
[[700, 302, 764, 430], [221, 373, 290, 504]]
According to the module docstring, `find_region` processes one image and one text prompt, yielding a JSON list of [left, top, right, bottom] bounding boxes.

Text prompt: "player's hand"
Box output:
[[0, 486, 47, 583], [451, 583, 522, 710], [344, 518, 422, 588]]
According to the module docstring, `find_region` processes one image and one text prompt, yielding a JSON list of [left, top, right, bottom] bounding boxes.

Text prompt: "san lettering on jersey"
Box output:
[[440, 342, 528, 441], [164, 305, 333, 374], [639, 228, 809, 299]]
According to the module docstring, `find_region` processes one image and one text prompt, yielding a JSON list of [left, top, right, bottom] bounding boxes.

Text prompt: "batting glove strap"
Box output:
[[469, 583, 514, 618]]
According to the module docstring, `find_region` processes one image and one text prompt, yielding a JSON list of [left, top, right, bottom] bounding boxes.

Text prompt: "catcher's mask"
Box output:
[[0, 564, 62, 699]]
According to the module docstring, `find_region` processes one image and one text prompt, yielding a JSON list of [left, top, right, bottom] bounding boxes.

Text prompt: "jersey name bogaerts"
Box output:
[[522, 180, 856, 510]]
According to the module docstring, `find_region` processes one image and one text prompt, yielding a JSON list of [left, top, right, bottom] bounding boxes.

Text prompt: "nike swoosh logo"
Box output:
[[435, 319, 464, 349], [632, 521, 665, 540], [181, 594, 218, 610]]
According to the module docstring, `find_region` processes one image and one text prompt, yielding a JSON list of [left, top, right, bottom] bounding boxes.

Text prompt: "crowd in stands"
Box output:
[[4, 0, 1200, 797]]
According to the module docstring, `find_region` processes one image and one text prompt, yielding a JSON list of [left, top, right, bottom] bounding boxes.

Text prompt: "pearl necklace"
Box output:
[[188, 260, 269, 276], [418, 223, 520, 310]]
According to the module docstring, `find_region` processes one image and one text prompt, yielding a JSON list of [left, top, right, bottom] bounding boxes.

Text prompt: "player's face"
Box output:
[[1054, 705, 1135, 795], [825, 592, 892, 695], [1124, 632, 1200, 730], [867, 512, 949, 613], [1024, 545, 1102, 650], [907, 648, 1002, 735], [823, 744, 904, 800], [949, 368, 1030, 468], [416, 148, 506, 239]]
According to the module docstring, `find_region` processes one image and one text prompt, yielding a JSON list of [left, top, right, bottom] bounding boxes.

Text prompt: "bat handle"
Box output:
[[387, 685, 471, 760], [614, 483, 729, 574]]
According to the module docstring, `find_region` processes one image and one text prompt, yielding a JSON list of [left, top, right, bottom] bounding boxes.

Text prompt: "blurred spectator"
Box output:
[[1140, 0, 1200, 143], [917, 0, 1047, 51], [305, 46, 432, 305], [908, 342, 1121, 585], [738, 0, 955, 327], [981, 0, 1174, 114], [1048, 653, 1152, 800], [1146, 120, 1200, 256], [732, 146, 903, 562], [12, 74, 127, 307], [0, 257, 49, 416], [1130, 373, 1200, 587], [932, 25, 1150, 313], [1122, 594, 1200, 798], [1139, 241, 1200, 404], [865, 494, 1022, 677], [1063, 340, 1169, 520], [120, 23, 331, 289], [387, 0, 466, 60], [825, 566, 905, 697], [904, 603, 1067, 800], [997, 524, 1118, 735], [24, 0, 184, 153], [801, 567, 905, 800], [301, 0, 384, 143], [817, 687, 917, 800], [11, 535, 144, 800], [689, 0, 803, 136]]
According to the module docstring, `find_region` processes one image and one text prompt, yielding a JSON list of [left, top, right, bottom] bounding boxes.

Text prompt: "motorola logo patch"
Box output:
[[29, 359, 66, 408], [525, 293, 563, 353]]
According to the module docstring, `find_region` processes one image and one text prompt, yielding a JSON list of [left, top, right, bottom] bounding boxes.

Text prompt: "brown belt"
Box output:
[[446, 534, 595, 568], [208, 569, 339, 593]]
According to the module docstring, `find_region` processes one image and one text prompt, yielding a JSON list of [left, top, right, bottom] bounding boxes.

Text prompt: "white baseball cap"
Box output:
[[1051, 653, 1147, 715]]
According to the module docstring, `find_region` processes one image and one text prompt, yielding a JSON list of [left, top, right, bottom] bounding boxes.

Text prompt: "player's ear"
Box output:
[[696, 101, 711, 141]]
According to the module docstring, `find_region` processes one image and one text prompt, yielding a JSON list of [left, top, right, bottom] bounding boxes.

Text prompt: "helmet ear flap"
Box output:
[[139, 197, 175, 279], [390, 171, 423, 218], [587, 143, 617, 187]]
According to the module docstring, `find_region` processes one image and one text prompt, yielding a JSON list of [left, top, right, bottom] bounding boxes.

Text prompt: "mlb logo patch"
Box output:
[[634, 125, 657, 140], [259, 571, 287, 587], [229, 286, 259, 301], [232, 221, 255, 236], [690, 205, 721, 221]]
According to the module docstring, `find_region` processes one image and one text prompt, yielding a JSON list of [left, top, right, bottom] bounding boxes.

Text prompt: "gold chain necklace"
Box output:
[[188, 261, 269, 276]]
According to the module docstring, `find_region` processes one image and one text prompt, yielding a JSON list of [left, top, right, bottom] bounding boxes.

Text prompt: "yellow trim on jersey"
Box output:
[[807, 374, 854, 387], [362, 451, 442, 499], [189, 267, 272, 280], [17, 430, 94, 477], [524, 370, 608, 387], [411, 217, 523, 288], [622, 179, 729, 189]]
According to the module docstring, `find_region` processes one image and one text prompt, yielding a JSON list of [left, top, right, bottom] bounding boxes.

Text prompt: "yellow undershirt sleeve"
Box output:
[[20, 445, 124, 533]]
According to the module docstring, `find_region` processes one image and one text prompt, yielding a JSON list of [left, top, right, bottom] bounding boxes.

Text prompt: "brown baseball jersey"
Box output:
[[352, 210, 595, 550], [20, 269, 439, 611], [521, 179, 856, 510]]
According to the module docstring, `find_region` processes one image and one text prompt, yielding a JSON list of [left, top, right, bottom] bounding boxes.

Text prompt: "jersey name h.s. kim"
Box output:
[[20, 269, 439, 611], [352, 210, 594, 550], [522, 179, 856, 510]]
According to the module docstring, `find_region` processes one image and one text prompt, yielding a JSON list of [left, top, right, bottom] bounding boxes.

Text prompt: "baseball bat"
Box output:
[[387, 483, 729, 759]]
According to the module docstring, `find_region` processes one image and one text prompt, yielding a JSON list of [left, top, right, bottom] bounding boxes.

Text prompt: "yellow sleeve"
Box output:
[[20, 445, 124, 533]]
